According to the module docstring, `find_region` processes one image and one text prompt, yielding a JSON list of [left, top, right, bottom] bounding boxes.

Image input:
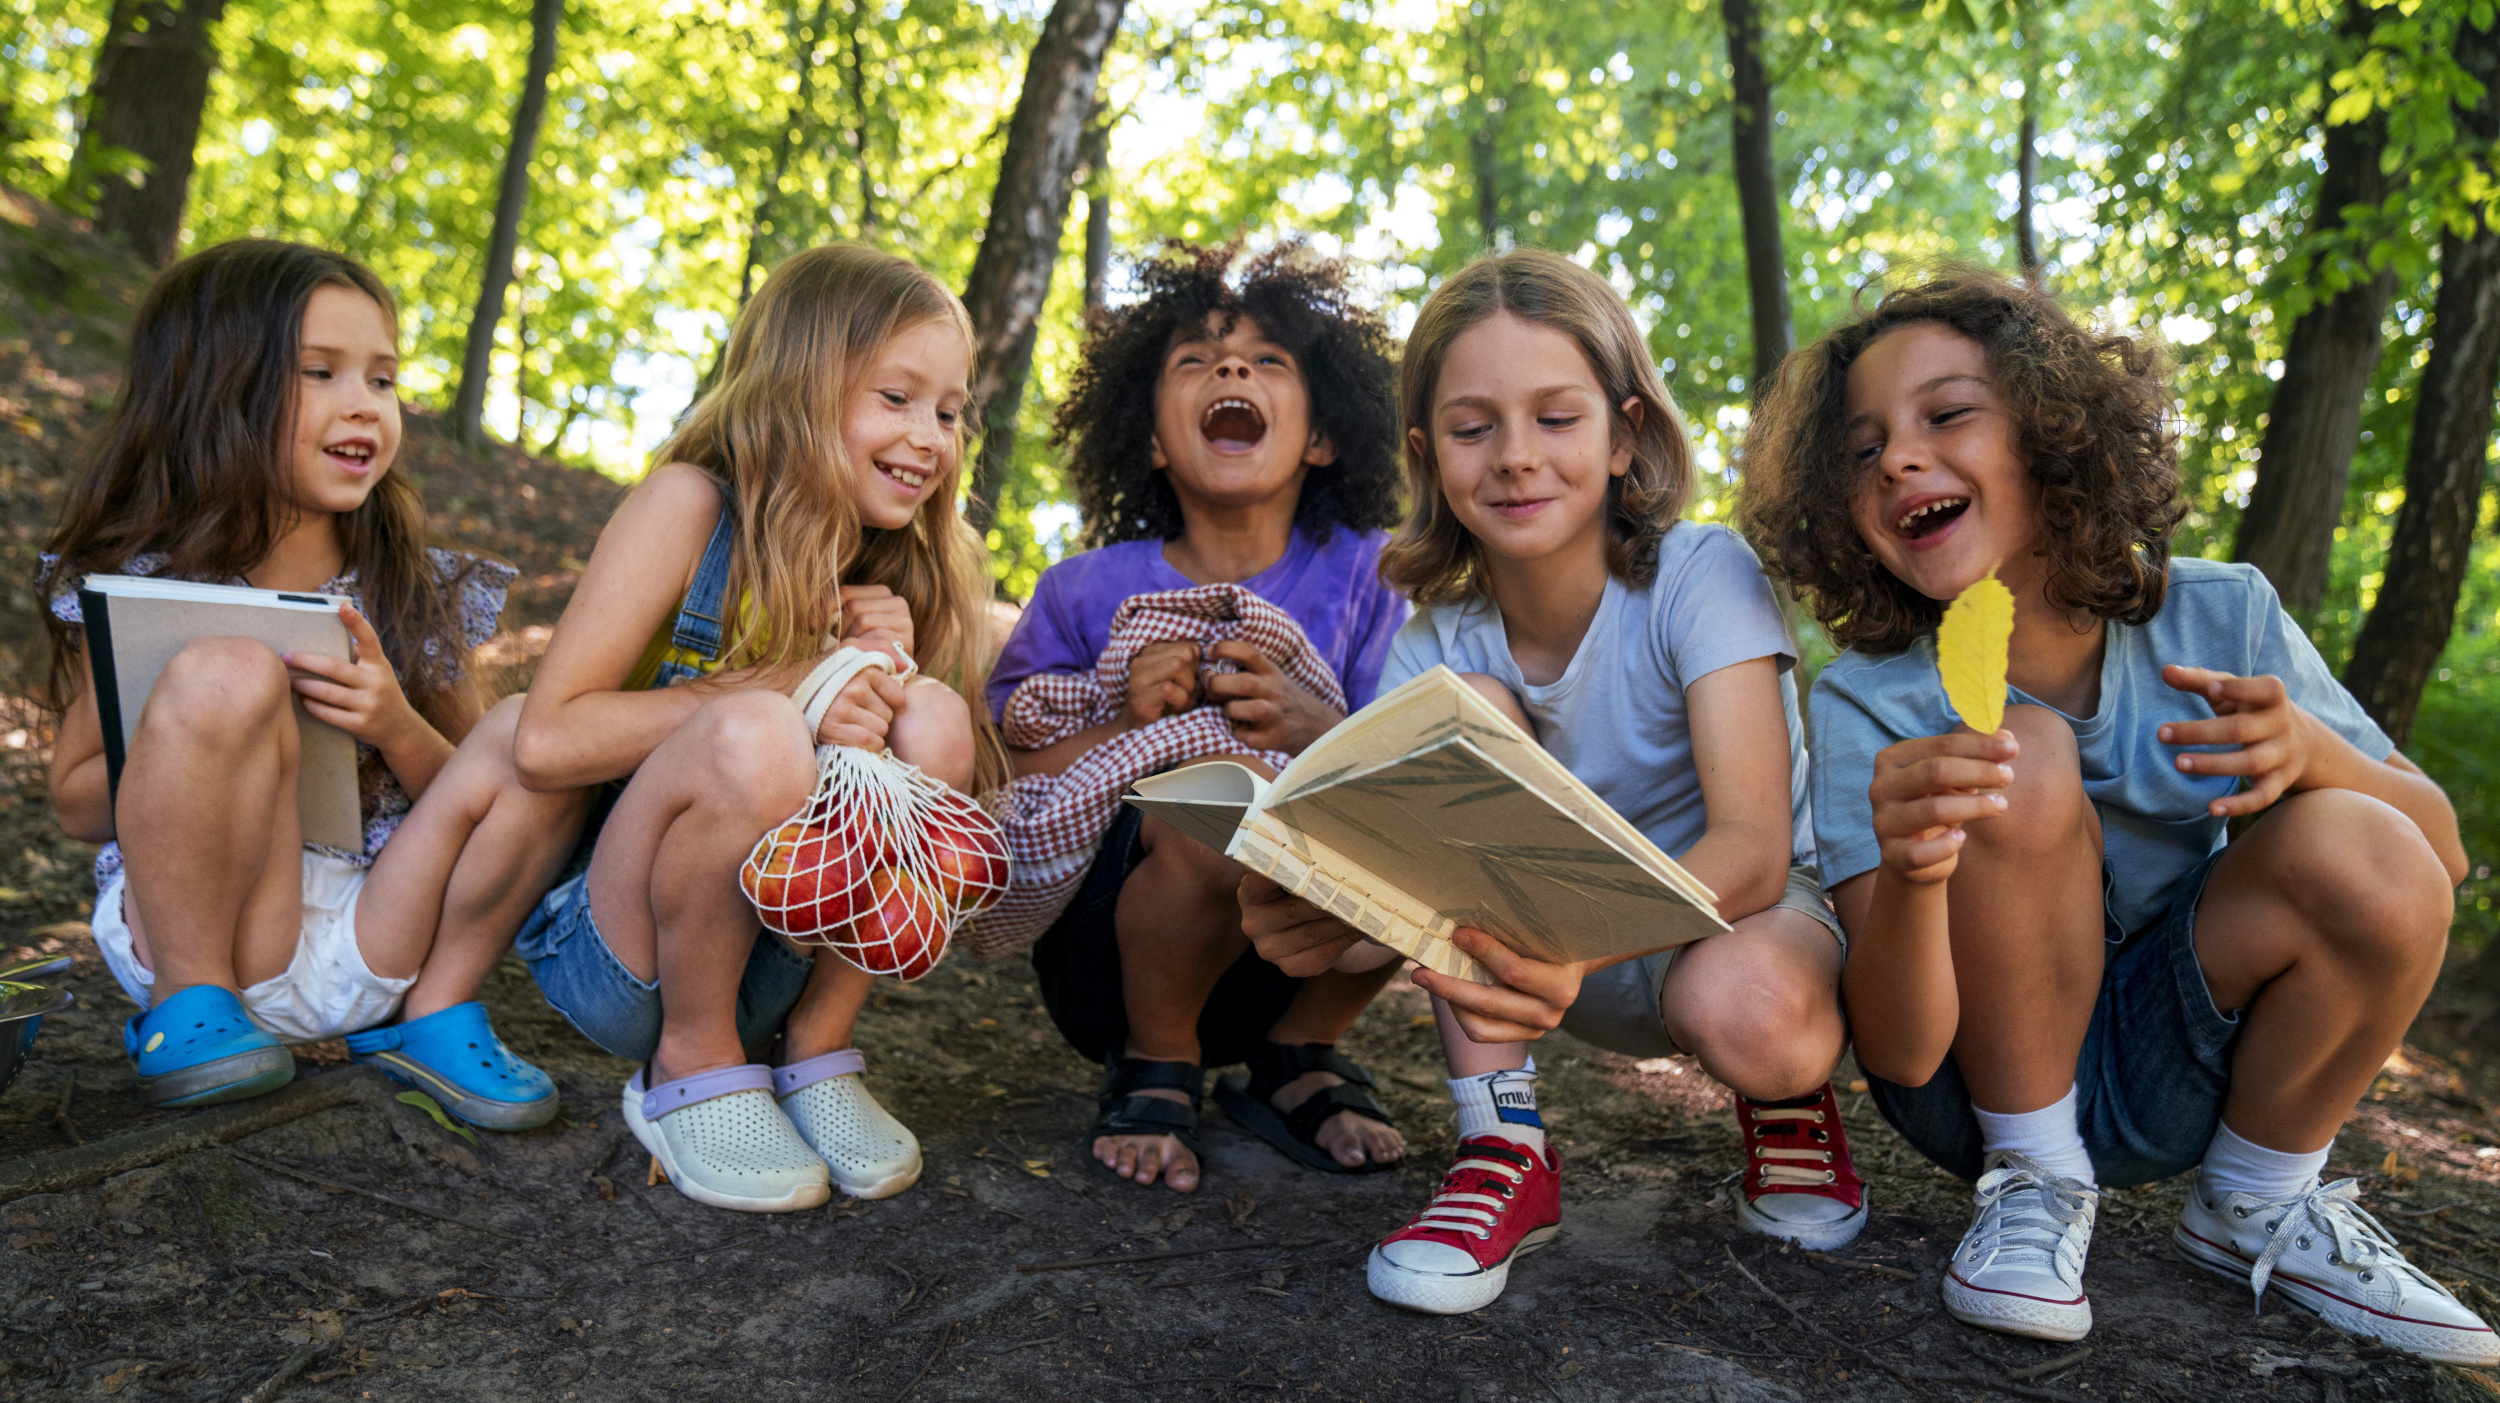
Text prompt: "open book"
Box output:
[[1124, 665, 1728, 984], [78, 576, 364, 851]]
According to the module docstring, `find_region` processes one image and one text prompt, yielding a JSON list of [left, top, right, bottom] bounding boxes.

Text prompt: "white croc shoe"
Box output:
[[2175, 1173, 2500, 1367], [622, 1065, 832, 1213], [1941, 1151, 2099, 1342], [774, 1050, 922, 1200]]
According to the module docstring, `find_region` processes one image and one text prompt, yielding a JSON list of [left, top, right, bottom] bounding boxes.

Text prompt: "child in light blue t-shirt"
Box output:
[[1743, 268, 2487, 1365], [1237, 250, 1869, 1317]]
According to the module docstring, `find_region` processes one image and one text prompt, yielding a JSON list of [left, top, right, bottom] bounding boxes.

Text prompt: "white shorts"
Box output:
[[92, 849, 415, 1044]]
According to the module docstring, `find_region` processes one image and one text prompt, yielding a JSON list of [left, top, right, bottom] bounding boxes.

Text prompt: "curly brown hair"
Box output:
[[1380, 248, 1693, 606], [1739, 266, 2184, 655], [1052, 239, 1402, 548]]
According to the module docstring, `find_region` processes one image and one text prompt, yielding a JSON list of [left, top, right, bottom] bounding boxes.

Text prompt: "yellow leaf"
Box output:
[[1936, 572, 2015, 735]]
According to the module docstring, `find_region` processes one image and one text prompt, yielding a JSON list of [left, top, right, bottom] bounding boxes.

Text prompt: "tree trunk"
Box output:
[[734, 0, 832, 312], [67, 0, 230, 267], [2232, 0, 2396, 610], [846, 0, 876, 236], [960, 0, 1127, 534], [2015, 1, 2041, 274], [2340, 11, 2500, 744], [1722, 0, 1791, 387], [451, 0, 564, 449], [1078, 107, 1112, 312]]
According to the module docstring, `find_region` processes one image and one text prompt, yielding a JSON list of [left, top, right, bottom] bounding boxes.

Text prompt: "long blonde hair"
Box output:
[[1379, 248, 1694, 606], [657, 244, 995, 710]]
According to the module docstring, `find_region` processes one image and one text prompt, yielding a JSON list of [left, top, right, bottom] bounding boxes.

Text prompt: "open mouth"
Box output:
[[877, 460, 932, 493], [1200, 397, 1268, 452], [324, 440, 376, 471], [1895, 496, 1969, 540]]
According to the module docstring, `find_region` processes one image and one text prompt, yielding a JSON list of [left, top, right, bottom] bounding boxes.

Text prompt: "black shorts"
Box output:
[[1031, 806, 1302, 1068]]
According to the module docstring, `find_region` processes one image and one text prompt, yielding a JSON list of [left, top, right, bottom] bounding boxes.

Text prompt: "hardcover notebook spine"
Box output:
[[1228, 823, 1493, 986], [76, 589, 128, 809]]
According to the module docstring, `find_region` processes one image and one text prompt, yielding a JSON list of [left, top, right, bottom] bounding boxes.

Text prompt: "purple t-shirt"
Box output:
[[987, 526, 1410, 721]]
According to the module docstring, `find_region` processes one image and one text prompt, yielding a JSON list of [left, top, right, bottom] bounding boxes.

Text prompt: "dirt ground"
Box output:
[[4, 192, 2500, 1402]]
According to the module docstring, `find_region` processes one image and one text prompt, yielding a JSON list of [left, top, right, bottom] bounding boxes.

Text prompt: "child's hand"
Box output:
[[839, 583, 915, 670], [817, 668, 907, 750], [1867, 731, 2017, 885], [1125, 640, 1203, 727], [2158, 665, 2318, 817], [1206, 640, 1343, 753], [284, 604, 424, 750], [1411, 928, 1584, 1043], [1237, 872, 1362, 975]]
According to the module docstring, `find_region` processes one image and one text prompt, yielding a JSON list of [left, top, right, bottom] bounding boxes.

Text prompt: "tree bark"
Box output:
[[1722, 0, 1791, 387], [2014, 0, 2041, 274], [67, 0, 230, 267], [960, 0, 1127, 534], [1078, 106, 1112, 312], [451, 0, 564, 449], [2341, 11, 2500, 744], [2232, 0, 2397, 610]]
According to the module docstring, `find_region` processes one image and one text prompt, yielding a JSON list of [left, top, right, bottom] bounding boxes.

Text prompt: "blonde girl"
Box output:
[[512, 244, 993, 1213]]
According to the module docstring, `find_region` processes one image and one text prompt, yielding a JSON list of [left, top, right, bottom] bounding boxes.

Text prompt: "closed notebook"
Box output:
[[77, 576, 363, 852], [1124, 665, 1729, 984]]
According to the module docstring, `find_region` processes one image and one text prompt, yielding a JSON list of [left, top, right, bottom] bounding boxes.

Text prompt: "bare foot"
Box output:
[[1093, 1086, 1201, 1192], [1270, 1069, 1404, 1169]]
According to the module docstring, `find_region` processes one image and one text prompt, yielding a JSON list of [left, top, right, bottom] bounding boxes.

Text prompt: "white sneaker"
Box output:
[[1941, 1151, 2098, 1342], [774, 1050, 922, 1200], [622, 1065, 832, 1213], [2175, 1174, 2500, 1366]]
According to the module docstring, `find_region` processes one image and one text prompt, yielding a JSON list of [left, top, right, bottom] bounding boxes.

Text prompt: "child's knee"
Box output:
[[1662, 943, 1841, 1091], [2266, 790, 2452, 967], [889, 677, 975, 787], [147, 637, 291, 734], [1457, 672, 1531, 731], [685, 691, 815, 811], [1962, 704, 2092, 861]]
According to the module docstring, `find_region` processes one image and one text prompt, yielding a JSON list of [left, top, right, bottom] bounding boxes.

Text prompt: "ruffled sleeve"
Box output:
[[423, 548, 519, 683]]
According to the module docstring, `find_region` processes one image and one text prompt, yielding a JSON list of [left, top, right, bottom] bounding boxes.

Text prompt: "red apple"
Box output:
[[846, 867, 947, 980], [924, 821, 1009, 909], [745, 822, 885, 938]]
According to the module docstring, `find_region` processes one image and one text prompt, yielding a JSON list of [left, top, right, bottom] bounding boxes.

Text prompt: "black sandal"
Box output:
[[1213, 1040, 1398, 1175], [1088, 1049, 1205, 1184]]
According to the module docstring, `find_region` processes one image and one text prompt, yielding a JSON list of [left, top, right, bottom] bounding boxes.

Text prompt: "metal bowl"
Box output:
[[0, 955, 74, 1098]]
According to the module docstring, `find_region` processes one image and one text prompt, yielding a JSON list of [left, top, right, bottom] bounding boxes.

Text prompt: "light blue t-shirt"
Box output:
[[1809, 557, 2394, 934], [1379, 521, 1815, 870]]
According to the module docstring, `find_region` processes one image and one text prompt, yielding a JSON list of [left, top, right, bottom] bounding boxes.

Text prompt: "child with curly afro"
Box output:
[[986, 240, 1410, 1195]]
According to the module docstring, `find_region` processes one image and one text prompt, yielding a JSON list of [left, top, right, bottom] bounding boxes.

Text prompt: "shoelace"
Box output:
[[2244, 1177, 2450, 1305], [1963, 1159, 2094, 1285], [1408, 1143, 1531, 1242], [1748, 1104, 1838, 1189]]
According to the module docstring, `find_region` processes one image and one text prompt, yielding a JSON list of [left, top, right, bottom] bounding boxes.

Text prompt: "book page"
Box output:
[[1263, 732, 1728, 966], [1124, 761, 1269, 855], [1228, 810, 1491, 985]]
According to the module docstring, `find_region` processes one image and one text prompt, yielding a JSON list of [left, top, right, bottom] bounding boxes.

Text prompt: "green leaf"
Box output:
[[397, 1090, 480, 1147]]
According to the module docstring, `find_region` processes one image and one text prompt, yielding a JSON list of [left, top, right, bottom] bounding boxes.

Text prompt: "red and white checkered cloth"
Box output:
[[966, 583, 1347, 960]]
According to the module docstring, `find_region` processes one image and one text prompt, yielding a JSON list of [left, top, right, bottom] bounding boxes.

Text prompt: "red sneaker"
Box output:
[[1366, 1136, 1562, 1314], [1735, 1083, 1868, 1249]]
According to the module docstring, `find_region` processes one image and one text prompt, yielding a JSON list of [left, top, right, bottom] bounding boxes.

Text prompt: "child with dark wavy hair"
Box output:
[[1742, 267, 2490, 1363], [986, 239, 1409, 1196]]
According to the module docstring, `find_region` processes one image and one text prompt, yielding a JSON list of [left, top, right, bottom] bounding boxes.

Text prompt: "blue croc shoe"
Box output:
[[347, 1002, 558, 1131], [124, 985, 295, 1108]]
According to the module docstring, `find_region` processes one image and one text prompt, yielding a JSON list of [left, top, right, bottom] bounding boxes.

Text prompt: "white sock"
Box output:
[[1973, 1085, 2095, 1186], [2198, 1122, 2328, 1205], [1449, 1058, 1545, 1150]]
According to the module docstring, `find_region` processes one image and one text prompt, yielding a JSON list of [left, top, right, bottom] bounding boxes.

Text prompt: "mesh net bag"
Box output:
[[740, 646, 1010, 981]]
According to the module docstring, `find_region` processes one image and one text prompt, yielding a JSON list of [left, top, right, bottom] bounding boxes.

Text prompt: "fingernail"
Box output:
[[1991, 794, 2006, 808]]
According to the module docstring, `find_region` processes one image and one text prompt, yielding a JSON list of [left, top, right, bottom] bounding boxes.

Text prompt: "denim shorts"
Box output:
[[1867, 849, 2238, 1187], [513, 870, 816, 1065]]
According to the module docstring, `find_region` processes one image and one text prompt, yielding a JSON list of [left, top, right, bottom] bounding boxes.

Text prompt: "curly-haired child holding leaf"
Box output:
[[1742, 267, 2493, 1364]]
